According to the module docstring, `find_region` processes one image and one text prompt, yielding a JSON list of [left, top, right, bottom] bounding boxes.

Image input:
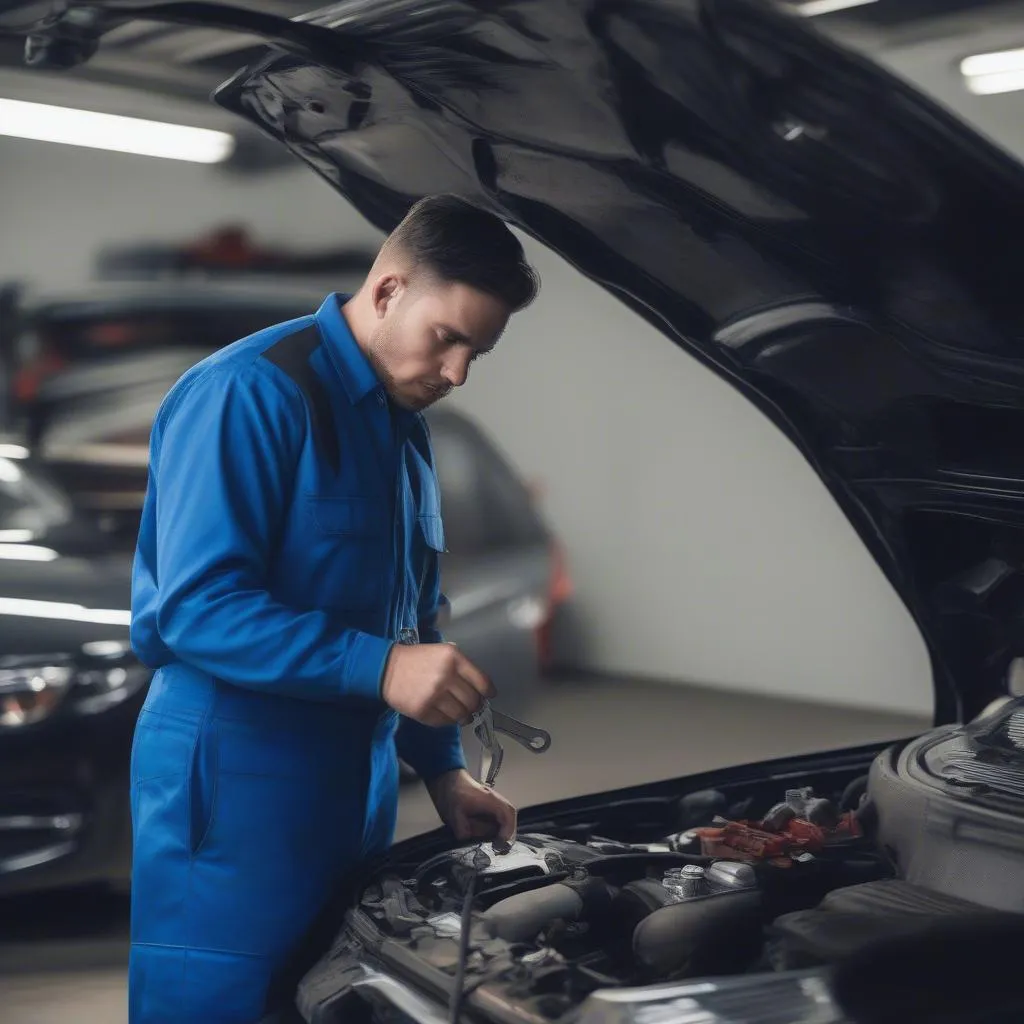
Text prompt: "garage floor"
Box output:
[[0, 675, 928, 1022]]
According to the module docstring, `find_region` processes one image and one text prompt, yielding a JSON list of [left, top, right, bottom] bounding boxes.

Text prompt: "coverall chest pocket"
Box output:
[[307, 495, 388, 610], [409, 442, 445, 558]]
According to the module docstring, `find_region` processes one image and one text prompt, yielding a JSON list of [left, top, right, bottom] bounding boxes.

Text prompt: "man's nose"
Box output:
[[442, 355, 471, 388]]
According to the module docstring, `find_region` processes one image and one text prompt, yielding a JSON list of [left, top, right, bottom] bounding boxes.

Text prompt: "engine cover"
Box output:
[[413, 834, 611, 896], [869, 697, 1024, 911]]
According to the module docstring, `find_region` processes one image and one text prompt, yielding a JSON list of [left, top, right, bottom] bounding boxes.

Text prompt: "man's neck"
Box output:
[[340, 292, 374, 359]]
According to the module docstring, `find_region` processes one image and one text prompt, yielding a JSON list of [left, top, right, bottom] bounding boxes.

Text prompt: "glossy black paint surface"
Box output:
[[0, 527, 141, 894], [217, 0, 1024, 723]]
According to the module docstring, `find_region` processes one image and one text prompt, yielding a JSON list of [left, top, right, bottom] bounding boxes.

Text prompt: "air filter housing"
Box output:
[[869, 697, 1024, 911]]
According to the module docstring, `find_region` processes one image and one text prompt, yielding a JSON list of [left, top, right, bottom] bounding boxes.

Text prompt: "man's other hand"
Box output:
[[381, 643, 494, 726], [426, 768, 517, 842]]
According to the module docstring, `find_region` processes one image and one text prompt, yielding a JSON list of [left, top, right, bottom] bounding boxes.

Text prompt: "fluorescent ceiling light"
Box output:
[[965, 71, 1024, 96], [961, 48, 1024, 95], [0, 596, 131, 626], [0, 98, 234, 164], [792, 0, 878, 16], [0, 544, 58, 562], [0, 530, 36, 543], [0, 445, 28, 460], [961, 48, 1024, 78]]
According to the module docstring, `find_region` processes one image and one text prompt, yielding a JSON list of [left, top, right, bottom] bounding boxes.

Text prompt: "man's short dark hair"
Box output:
[[386, 195, 539, 312]]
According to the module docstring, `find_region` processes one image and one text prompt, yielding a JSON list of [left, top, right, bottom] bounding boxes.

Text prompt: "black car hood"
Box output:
[[16, 0, 1024, 721], [211, 0, 1024, 724]]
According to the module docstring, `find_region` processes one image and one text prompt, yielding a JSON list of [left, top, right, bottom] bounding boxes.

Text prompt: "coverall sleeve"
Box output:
[[150, 362, 392, 701], [394, 539, 466, 780]]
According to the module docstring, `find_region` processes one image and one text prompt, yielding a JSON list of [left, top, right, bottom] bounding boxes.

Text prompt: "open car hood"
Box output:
[[15, 0, 1024, 721]]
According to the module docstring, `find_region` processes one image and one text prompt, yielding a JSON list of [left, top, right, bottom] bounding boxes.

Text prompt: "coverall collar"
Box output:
[[316, 293, 381, 405]]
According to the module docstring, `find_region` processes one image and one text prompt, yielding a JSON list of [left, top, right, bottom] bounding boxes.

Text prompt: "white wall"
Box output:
[[0, 136, 934, 715], [0, 137, 384, 288], [451, 239, 934, 716]]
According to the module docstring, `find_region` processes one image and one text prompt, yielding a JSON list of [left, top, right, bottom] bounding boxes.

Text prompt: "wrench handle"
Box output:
[[489, 710, 551, 753]]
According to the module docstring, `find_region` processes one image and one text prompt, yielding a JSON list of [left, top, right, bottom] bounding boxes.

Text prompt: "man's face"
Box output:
[[367, 276, 511, 411]]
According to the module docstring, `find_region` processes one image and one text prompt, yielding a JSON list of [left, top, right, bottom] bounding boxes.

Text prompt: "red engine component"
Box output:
[[690, 810, 861, 868]]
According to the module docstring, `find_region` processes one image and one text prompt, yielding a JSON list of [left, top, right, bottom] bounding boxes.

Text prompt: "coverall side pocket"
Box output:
[[417, 513, 446, 553], [188, 721, 218, 859]]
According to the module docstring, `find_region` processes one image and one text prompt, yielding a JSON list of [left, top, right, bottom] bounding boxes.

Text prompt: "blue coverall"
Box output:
[[128, 294, 465, 1023]]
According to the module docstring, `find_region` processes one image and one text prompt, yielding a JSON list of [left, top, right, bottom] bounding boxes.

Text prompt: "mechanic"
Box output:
[[127, 195, 538, 1023]]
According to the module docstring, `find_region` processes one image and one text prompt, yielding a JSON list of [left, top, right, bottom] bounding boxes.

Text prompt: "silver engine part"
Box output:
[[869, 696, 1024, 911]]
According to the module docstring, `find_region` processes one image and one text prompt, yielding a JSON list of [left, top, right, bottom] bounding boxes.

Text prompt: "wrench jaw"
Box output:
[[469, 701, 549, 787], [482, 742, 504, 788], [471, 706, 502, 787]]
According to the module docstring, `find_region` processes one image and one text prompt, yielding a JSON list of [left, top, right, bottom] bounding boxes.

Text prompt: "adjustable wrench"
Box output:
[[470, 701, 551, 787]]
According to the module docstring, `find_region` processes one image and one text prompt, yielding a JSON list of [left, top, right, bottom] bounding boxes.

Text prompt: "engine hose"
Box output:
[[577, 851, 715, 880], [448, 867, 479, 1024], [481, 877, 611, 943]]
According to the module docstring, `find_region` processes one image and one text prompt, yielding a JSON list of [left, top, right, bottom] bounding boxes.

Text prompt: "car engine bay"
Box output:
[[298, 699, 1024, 1024]]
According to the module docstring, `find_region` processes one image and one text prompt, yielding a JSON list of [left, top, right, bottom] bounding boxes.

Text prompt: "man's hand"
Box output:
[[427, 768, 517, 842], [381, 643, 494, 727]]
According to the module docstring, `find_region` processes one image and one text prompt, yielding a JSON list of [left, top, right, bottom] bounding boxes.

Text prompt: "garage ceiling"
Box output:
[[1, 0, 1023, 170]]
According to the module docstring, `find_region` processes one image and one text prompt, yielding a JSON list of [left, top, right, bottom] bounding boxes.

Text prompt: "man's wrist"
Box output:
[[425, 766, 468, 802]]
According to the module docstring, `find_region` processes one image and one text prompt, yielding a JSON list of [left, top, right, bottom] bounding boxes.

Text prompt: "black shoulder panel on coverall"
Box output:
[[260, 324, 341, 474]]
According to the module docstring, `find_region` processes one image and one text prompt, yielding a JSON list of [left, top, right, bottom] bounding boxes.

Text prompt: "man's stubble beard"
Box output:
[[365, 321, 449, 412]]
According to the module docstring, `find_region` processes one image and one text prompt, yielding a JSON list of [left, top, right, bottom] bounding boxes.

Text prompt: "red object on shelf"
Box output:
[[184, 226, 275, 269], [535, 539, 572, 673]]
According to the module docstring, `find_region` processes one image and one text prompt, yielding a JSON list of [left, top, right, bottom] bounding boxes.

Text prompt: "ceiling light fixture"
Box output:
[[961, 48, 1024, 78], [0, 98, 235, 163], [0, 596, 131, 625], [0, 544, 58, 562], [965, 71, 1024, 96], [961, 48, 1024, 95], [0, 530, 36, 543], [792, 0, 879, 16]]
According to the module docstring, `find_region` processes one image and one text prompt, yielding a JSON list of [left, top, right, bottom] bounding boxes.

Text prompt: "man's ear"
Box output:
[[371, 272, 404, 320]]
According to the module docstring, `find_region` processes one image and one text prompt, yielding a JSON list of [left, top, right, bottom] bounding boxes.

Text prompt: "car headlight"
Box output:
[[0, 664, 73, 727], [0, 650, 148, 727]]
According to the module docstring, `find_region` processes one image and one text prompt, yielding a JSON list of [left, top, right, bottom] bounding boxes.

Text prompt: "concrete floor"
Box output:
[[0, 675, 928, 1022]]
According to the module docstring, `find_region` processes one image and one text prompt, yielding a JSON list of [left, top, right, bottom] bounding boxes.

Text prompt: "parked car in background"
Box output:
[[0, 451, 144, 897], [427, 407, 571, 687], [0, 283, 322, 537], [0, 282, 320, 441], [0, 285, 571, 895]]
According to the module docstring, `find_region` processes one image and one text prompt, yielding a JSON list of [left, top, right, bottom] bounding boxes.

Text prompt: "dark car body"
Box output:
[[0, 455, 146, 896], [6, 0, 1024, 1017]]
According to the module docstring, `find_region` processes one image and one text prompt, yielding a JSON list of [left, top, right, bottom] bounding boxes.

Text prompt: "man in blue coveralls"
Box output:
[[128, 195, 537, 1023]]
